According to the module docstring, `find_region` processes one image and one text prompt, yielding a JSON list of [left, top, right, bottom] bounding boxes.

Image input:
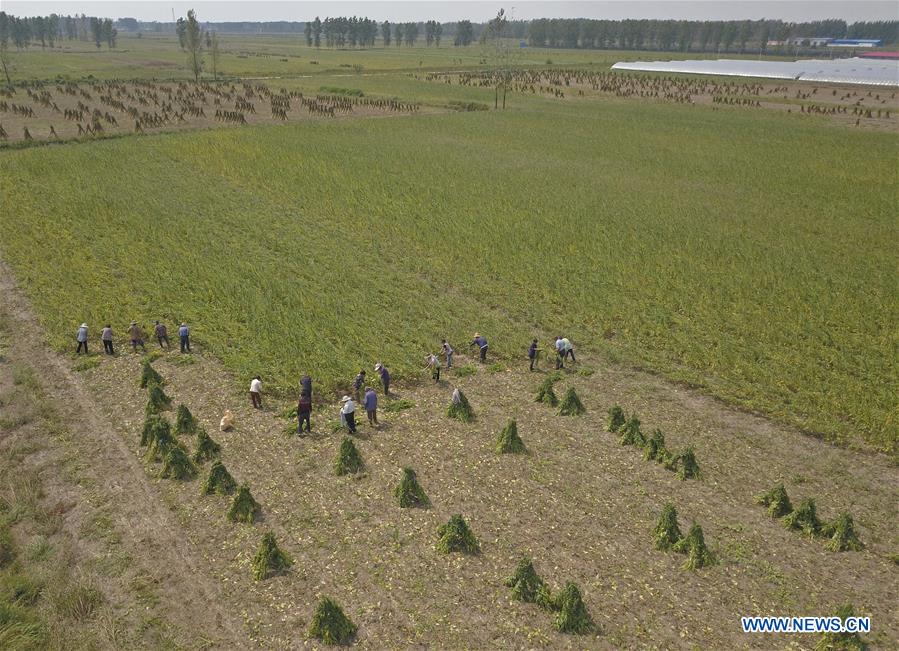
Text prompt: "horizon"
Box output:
[[3, 1, 898, 24]]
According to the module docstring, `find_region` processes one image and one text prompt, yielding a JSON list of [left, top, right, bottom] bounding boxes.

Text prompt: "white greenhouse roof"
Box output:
[[611, 57, 899, 87]]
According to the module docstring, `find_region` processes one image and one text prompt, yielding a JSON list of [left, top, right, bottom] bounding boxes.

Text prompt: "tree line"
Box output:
[[0, 12, 117, 49]]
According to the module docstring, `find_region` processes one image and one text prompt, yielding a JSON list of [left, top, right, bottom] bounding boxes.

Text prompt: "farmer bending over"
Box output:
[[375, 363, 390, 396], [470, 333, 488, 363], [154, 321, 169, 348], [250, 376, 262, 409]]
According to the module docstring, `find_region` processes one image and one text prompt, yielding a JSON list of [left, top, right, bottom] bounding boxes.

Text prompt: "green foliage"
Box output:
[[672, 523, 716, 570], [815, 604, 868, 651], [193, 429, 221, 463], [653, 503, 683, 551], [783, 498, 823, 537], [821, 513, 864, 552], [643, 429, 668, 462], [436, 514, 479, 555], [534, 377, 559, 407], [496, 419, 525, 454], [227, 484, 260, 524], [756, 483, 793, 518], [383, 398, 415, 413], [139, 361, 163, 389], [447, 390, 474, 422], [140, 413, 168, 447], [487, 362, 505, 373], [447, 100, 489, 111], [675, 447, 701, 480], [557, 387, 585, 416], [146, 384, 172, 415], [144, 418, 176, 462], [453, 365, 476, 378], [504, 557, 545, 603], [252, 532, 292, 580], [334, 437, 364, 476], [607, 405, 626, 432], [618, 415, 645, 447], [174, 404, 198, 435], [73, 356, 101, 372], [308, 597, 357, 646], [394, 467, 429, 508], [319, 86, 364, 96], [549, 582, 594, 634], [160, 445, 197, 480], [202, 460, 236, 495], [0, 526, 13, 568]]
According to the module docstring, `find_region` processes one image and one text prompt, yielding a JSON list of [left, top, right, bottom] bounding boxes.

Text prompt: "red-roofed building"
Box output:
[[859, 51, 899, 60]]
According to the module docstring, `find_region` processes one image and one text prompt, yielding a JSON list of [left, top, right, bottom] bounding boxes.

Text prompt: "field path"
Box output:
[[0, 257, 250, 648]]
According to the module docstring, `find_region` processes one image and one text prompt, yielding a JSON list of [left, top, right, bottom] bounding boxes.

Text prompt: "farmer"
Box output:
[[250, 376, 262, 409], [75, 323, 89, 354], [528, 338, 539, 371], [154, 320, 169, 348], [375, 363, 390, 396], [340, 395, 357, 434], [297, 391, 312, 435], [441, 339, 454, 368], [555, 336, 566, 369], [363, 386, 378, 426], [178, 322, 191, 353], [101, 324, 115, 355], [426, 353, 441, 382], [300, 373, 312, 399], [470, 333, 488, 363], [561, 336, 575, 362], [353, 369, 366, 401], [129, 321, 147, 352]]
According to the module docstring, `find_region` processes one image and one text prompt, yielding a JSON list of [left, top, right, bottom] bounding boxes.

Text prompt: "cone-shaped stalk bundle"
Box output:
[[227, 484, 260, 523], [783, 498, 823, 537], [252, 532, 292, 580], [821, 512, 864, 552], [145, 418, 176, 462], [558, 387, 585, 416], [756, 483, 793, 518], [174, 404, 198, 434], [676, 448, 701, 480], [436, 514, 480, 554], [551, 582, 595, 634], [607, 405, 626, 432], [146, 384, 172, 415], [140, 361, 163, 388], [534, 378, 559, 407], [644, 429, 667, 462], [447, 389, 474, 422], [334, 437, 364, 476], [140, 413, 168, 447], [815, 604, 867, 651], [202, 460, 236, 495], [394, 467, 429, 508], [193, 429, 221, 463], [504, 557, 546, 603], [308, 597, 357, 646], [618, 415, 645, 447], [672, 523, 716, 569], [161, 445, 197, 480], [653, 503, 684, 551], [496, 419, 526, 454]]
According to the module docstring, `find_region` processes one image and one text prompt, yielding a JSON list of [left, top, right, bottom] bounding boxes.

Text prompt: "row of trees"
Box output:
[[527, 18, 898, 52], [0, 12, 117, 49]]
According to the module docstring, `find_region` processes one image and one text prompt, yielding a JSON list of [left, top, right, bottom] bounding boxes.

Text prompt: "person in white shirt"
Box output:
[[555, 336, 566, 369], [250, 376, 262, 409], [561, 337, 575, 362], [340, 395, 357, 434]]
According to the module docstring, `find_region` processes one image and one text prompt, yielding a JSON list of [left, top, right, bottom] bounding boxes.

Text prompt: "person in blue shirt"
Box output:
[[375, 363, 390, 396], [528, 338, 539, 371], [470, 333, 488, 363], [178, 322, 191, 353], [363, 387, 378, 426], [75, 323, 89, 354], [353, 369, 366, 401]]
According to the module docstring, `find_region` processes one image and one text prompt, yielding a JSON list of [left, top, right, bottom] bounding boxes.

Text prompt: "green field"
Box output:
[[1, 37, 897, 455]]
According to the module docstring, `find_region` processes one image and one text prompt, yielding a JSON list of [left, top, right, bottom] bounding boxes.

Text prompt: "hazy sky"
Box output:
[[4, 1, 897, 23]]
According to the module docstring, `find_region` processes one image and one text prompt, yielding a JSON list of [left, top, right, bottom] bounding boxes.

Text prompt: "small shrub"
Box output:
[[3, 574, 44, 606], [202, 460, 236, 495], [672, 523, 716, 569], [436, 514, 479, 554], [551, 582, 594, 634], [193, 429, 221, 463], [618, 415, 645, 447], [487, 362, 505, 373], [534, 377, 559, 407], [454, 365, 476, 377], [227, 485, 260, 524], [496, 419, 526, 454], [504, 557, 545, 603], [252, 532, 292, 580], [447, 390, 474, 422], [653, 503, 683, 551], [161, 445, 196, 480], [334, 437, 364, 476], [644, 429, 667, 462], [783, 498, 823, 537], [394, 468, 429, 508], [756, 483, 793, 518], [139, 362, 163, 388], [308, 597, 357, 646], [142, 350, 163, 363], [821, 513, 864, 552], [73, 357, 100, 372], [54, 577, 102, 621], [146, 384, 172, 414], [607, 405, 626, 432], [815, 604, 868, 651], [676, 448, 701, 480], [447, 100, 489, 111], [558, 388, 585, 416], [383, 398, 415, 413], [174, 404, 198, 434]]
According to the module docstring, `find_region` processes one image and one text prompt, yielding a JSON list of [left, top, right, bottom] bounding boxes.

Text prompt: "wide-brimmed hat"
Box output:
[[130, 321, 137, 326], [181, 322, 187, 326], [374, 363, 382, 371], [80, 323, 88, 328], [341, 395, 351, 403], [474, 332, 480, 337]]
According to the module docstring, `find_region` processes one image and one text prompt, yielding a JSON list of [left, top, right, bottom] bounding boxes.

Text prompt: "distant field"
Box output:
[[2, 71, 896, 453]]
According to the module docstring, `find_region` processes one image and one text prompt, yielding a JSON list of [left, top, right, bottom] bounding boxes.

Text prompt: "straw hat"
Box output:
[[341, 395, 352, 403], [374, 363, 382, 371], [474, 332, 480, 337], [80, 323, 88, 328], [130, 321, 137, 326]]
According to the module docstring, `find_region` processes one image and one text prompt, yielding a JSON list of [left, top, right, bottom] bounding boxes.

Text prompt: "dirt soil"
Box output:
[[1, 257, 897, 649]]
